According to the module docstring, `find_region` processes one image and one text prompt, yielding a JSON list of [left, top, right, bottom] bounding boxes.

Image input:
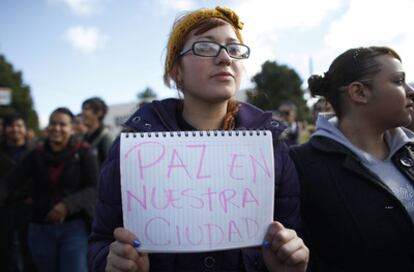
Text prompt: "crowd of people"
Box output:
[[1, 5, 414, 272], [0, 97, 113, 272]]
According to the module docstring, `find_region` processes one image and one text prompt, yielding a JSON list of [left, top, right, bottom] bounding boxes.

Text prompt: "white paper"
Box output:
[[120, 130, 275, 253]]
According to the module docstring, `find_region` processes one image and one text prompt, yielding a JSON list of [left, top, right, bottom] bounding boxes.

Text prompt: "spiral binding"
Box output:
[[123, 130, 268, 138]]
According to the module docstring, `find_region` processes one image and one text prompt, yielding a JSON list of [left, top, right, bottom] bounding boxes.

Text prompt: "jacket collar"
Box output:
[[309, 136, 351, 155], [309, 136, 414, 196], [124, 98, 287, 137]]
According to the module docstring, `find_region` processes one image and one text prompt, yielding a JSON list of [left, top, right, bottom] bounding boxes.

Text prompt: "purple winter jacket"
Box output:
[[88, 98, 303, 272]]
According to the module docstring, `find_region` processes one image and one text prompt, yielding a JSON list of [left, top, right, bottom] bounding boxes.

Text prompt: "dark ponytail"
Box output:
[[308, 46, 401, 119], [308, 74, 329, 97]]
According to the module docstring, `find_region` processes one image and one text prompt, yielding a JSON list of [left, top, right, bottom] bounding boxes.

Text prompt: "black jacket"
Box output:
[[84, 126, 113, 167], [0, 141, 33, 202], [2, 138, 99, 223], [289, 136, 414, 272]]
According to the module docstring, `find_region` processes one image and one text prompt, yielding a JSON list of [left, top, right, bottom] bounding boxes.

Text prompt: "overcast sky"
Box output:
[[1, 0, 414, 127]]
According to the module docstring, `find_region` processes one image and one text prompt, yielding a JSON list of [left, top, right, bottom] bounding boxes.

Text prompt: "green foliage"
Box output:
[[247, 60, 310, 120], [137, 87, 157, 100], [0, 54, 39, 131]]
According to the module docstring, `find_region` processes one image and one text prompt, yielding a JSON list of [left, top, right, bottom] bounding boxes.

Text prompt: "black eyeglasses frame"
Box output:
[[177, 41, 250, 60]]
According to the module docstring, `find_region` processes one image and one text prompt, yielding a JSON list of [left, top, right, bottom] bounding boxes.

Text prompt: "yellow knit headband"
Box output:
[[163, 6, 244, 87]]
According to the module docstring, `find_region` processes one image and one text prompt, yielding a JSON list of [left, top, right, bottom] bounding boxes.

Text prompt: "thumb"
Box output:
[[272, 221, 285, 232], [113, 227, 139, 246], [263, 221, 285, 248]]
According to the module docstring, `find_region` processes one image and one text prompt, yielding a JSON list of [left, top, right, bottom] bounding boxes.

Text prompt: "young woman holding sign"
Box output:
[[88, 6, 309, 272]]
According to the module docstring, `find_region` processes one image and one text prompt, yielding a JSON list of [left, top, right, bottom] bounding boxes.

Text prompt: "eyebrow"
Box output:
[[391, 71, 405, 78], [194, 35, 239, 43]]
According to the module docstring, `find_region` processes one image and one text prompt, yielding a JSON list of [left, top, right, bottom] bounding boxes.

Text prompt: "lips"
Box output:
[[211, 71, 234, 78]]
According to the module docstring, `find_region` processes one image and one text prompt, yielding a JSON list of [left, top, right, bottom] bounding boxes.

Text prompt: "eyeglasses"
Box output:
[[178, 41, 250, 59]]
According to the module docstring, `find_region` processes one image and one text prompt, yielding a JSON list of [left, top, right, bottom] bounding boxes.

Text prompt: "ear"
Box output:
[[172, 64, 185, 91], [96, 110, 104, 120], [346, 81, 370, 104], [175, 65, 183, 84]]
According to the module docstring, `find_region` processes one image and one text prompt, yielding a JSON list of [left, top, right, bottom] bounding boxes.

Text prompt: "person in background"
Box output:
[[0, 113, 36, 272], [277, 101, 301, 146], [0, 113, 31, 163], [290, 46, 414, 271], [88, 6, 309, 272], [406, 82, 414, 131], [25, 128, 38, 145], [298, 98, 334, 143], [1, 107, 99, 272], [311, 97, 333, 122], [81, 97, 113, 167], [73, 113, 88, 139], [0, 118, 3, 138]]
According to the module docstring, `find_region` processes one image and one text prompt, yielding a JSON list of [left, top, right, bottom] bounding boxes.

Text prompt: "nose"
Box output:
[[214, 47, 232, 66], [405, 82, 414, 98]]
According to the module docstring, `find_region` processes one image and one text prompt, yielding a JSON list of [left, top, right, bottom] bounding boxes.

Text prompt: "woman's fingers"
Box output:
[[113, 227, 138, 244], [109, 240, 140, 260], [107, 247, 139, 271], [106, 228, 150, 272], [264, 221, 309, 265]]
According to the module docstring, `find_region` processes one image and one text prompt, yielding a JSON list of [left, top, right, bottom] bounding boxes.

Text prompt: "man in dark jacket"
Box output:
[[0, 113, 35, 272], [81, 97, 113, 167]]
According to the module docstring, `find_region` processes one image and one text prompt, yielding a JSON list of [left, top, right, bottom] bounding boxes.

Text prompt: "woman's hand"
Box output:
[[45, 202, 68, 224], [106, 227, 149, 272], [262, 221, 309, 272]]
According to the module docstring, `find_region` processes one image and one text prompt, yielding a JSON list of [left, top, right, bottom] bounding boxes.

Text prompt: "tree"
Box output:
[[137, 87, 157, 102], [0, 54, 39, 130], [247, 60, 310, 120]]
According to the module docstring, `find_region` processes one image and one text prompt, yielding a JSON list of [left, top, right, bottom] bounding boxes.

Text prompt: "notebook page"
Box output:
[[120, 130, 275, 253]]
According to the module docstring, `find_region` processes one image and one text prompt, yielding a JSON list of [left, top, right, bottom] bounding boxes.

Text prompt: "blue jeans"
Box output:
[[28, 219, 88, 272]]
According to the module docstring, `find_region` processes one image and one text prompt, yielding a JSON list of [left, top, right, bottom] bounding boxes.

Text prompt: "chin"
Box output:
[[391, 117, 411, 129], [215, 89, 236, 100], [209, 95, 234, 103]]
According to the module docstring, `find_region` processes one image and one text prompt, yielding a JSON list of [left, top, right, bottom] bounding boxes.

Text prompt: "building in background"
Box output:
[[103, 102, 139, 139]]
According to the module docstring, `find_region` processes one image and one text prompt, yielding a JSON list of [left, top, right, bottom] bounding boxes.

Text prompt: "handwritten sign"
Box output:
[[120, 131, 275, 253]]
